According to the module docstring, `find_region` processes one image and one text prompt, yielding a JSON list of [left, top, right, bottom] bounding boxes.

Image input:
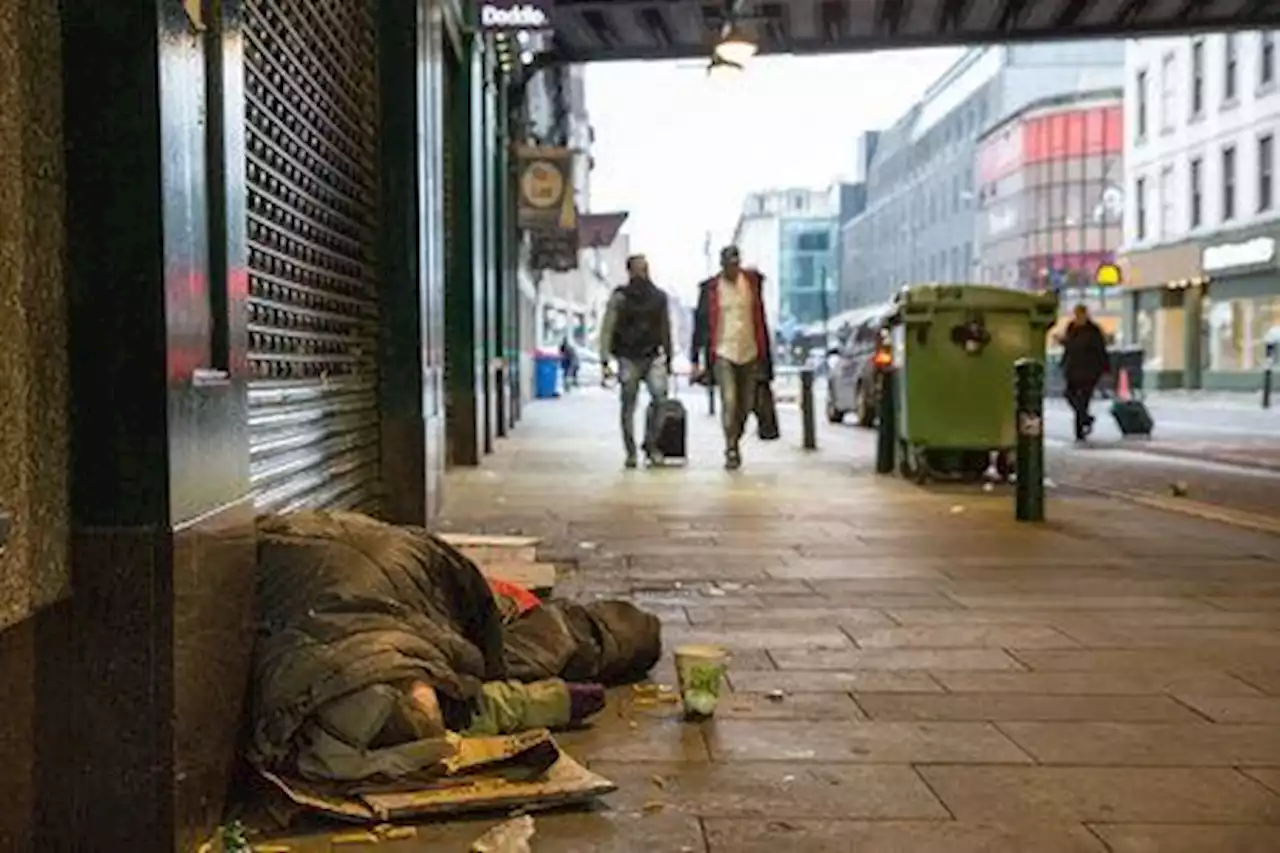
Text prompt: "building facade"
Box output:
[[1120, 32, 1280, 390], [842, 42, 1126, 310], [975, 89, 1126, 335], [731, 186, 847, 344]]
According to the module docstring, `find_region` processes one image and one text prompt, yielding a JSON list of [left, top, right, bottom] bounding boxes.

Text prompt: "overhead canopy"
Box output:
[[552, 0, 1277, 62], [578, 211, 629, 248]]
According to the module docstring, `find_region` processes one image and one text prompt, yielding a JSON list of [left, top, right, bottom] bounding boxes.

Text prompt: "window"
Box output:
[[1135, 176, 1147, 240], [1260, 134, 1274, 212], [1136, 69, 1149, 138], [796, 231, 830, 252], [1263, 32, 1276, 87], [1223, 145, 1237, 220], [1159, 166, 1175, 238], [1160, 53, 1177, 131], [1225, 33, 1238, 102], [1191, 39, 1205, 115], [1190, 156, 1203, 227]]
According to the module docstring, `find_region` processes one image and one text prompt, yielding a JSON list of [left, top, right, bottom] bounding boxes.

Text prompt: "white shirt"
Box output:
[[716, 273, 758, 365]]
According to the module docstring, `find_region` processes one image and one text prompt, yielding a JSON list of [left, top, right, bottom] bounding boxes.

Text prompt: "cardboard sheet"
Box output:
[[258, 731, 614, 824]]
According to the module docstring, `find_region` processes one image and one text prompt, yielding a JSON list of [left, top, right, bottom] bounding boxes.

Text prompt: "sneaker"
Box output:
[[624, 453, 638, 469], [724, 448, 741, 470]]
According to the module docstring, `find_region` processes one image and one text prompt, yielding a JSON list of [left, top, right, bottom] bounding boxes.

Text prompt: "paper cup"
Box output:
[[674, 643, 728, 718]]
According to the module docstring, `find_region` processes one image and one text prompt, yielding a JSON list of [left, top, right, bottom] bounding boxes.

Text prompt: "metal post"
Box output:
[[1014, 358, 1046, 522], [800, 367, 817, 450], [875, 370, 896, 474], [1264, 344, 1275, 409], [708, 380, 716, 416]]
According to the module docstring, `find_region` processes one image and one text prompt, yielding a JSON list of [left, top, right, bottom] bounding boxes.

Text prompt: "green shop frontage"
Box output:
[[1118, 226, 1280, 391], [0, 0, 566, 847]]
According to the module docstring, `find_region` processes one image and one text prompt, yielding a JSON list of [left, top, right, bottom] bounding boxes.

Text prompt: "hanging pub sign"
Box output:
[[477, 0, 554, 31], [515, 144, 576, 232]]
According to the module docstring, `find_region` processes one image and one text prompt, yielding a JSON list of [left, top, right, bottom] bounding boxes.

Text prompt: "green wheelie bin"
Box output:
[[888, 283, 1058, 483]]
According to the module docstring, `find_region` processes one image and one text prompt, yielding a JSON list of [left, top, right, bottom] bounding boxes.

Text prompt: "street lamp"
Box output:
[[713, 22, 757, 66]]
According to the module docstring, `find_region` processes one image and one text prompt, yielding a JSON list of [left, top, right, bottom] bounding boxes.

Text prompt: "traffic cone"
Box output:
[[1116, 368, 1132, 402]]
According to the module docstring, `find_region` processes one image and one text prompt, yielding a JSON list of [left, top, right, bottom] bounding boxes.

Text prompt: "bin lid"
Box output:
[[892, 283, 1059, 315]]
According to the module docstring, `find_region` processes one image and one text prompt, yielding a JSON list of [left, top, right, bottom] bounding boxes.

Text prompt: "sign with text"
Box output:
[[515, 144, 576, 232], [477, 0, 553, 31], [1202, 236, 1276, 273]]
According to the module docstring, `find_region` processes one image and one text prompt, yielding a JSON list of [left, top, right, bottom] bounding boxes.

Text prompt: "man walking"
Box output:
[[598, 254, 674, 468], [690, 245, 773, 470], [1059, 303, 1110, 442]]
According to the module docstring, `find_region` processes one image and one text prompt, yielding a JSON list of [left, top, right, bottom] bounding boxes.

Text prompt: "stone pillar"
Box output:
[[1183, 282, 1205, 390], [0, 0, 73, 848], [59, 1, 257, 849]]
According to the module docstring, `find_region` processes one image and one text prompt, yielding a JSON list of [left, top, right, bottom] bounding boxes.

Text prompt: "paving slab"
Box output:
[[918, 766, 1280, 823], [998, 721, 1280, 766], [1090, 824, 1280, 853], [854, 692, 1202, 722], [934, 670, 1263, 695], [587, 761, 948, 819], [728, 669, 943, 694], [848, 625, 1081, 649], [704, 719, 1032, 764], [702, 819, 1106, 852], [770, 648, 1026, 671], [416, 389, 1280, 850]]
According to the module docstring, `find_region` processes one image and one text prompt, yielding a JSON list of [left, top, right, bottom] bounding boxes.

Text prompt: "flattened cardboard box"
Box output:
[[259, 730, 615, 823]]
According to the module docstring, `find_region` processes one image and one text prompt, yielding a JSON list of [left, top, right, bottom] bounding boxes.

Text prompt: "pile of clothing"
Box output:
[[249, 511, 660, 787]]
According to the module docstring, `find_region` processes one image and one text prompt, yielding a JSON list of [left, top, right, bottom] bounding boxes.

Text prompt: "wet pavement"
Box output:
[[271, 386, 1280, 852]]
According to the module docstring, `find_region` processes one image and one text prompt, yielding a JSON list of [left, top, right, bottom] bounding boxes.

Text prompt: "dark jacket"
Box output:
[[605, 279, 671, 361], [690, 269, 773, 381], [1061, 319, 1110, 385]]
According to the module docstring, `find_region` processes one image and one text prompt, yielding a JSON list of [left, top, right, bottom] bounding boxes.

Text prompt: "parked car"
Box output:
[[826, 305, 895, 427]]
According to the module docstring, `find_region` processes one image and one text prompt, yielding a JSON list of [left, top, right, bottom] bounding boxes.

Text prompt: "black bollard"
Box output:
[[1264, 366, 1274, 410], [800, 368, 817, 450], [1013, 359, 1046, 522], [708, 380, 716, 416], [876, 370, 897, 474]]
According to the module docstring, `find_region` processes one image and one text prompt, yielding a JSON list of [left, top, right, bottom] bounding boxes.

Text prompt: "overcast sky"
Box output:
[[584, 49, 966, 304]]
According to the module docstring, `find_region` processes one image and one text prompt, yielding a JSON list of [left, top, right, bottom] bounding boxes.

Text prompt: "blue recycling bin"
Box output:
[[534, 352, 560, 399]]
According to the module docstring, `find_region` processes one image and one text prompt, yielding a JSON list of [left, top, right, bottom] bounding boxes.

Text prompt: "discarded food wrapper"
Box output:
[[470, 815, 536, 853], [766, 689, 786, 702]]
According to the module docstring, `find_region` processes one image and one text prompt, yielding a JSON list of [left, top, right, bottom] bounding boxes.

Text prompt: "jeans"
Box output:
[[714, 359, 759, 454], [619, 357, 669, 456]]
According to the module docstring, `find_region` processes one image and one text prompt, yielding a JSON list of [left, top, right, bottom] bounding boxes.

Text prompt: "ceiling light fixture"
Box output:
[[706, 53, 745, 81], [713, 22, 757, 66]]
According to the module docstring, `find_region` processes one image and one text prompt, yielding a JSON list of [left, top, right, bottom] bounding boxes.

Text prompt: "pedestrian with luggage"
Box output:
[[1058, 303, 1110, 442], [690, 245, 774, 470], [598, 254, 676, 468]]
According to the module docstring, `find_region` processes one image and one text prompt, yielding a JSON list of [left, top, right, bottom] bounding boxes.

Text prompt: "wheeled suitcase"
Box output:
[[1111, 398, 1154, 437], [646, 398, 687, 462]]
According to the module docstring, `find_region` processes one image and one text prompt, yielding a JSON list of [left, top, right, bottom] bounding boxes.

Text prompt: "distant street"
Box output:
[[1043, 394, 1280, 521], [809, 388, 1280, 523]]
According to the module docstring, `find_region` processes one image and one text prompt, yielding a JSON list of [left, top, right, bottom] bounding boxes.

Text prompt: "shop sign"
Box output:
[[1202, 236, 1276, 273], [477, 0, 554, 31], [515, 145, 575, 232]]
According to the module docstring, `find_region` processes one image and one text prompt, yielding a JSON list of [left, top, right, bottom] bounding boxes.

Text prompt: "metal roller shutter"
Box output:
[[244, 0, 382, 513]]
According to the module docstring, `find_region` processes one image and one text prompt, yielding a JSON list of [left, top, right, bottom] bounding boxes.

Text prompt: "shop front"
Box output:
[[1200, 235, 1280, 389], [1119, 227, 1280, 391], [1117, 241, 1206, 389]]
